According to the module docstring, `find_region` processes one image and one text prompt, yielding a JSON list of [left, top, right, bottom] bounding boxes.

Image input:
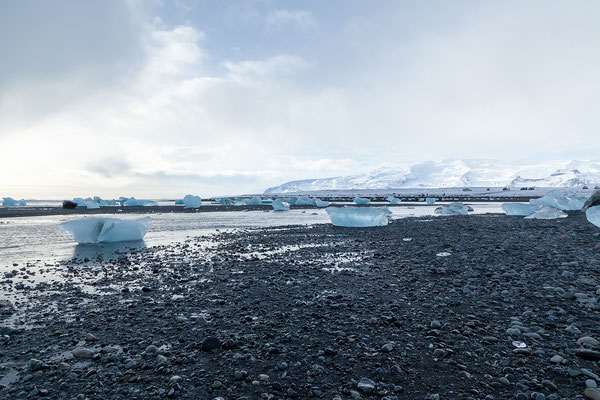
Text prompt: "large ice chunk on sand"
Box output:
[[434, 202, 470, 215], [272, 199, 290, 211], [524, 206, 567, 220], [530, 191, 586, 211], [585, 206, 600, 227], [123, 197, 158, 207], [326, 206, 389, 227], [501, 203, 540, 216], [61, 217, 152, 244], [387, 196, 399, 205], [2, 197, 26, 206], [315, 198, 329, 208], [183, 194, 202, 209], [353, 197, 370, 205]]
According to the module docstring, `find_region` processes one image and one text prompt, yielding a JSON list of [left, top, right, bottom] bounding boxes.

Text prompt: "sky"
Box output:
[[1, 0, 599, 198]]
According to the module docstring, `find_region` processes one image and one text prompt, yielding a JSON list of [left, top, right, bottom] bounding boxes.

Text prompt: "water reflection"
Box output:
[[72, 241, 147, 260]]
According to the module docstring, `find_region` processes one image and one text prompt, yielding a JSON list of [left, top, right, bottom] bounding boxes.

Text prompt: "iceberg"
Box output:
[[501, 203, 540, 216], [586, 206, 600, 227], [233, 198, 245, 206], [183, 194, 202, 209], [272, 198, 290, 211], [426, 198, 437, 205], [244, 196, 262, 206], [434, 202, 470, 215], [93, 196, 116, 206], [353, 197, 371, 205], [218, 198, 233, 206], [326, 206, 389, 227], [524, 205, 567, 220], [295, 197, 316, 206], [583, 190, 600, 211], [61, 217, 151, 244], [284, 197, 298, 205], [174, 199, 184, 205], [386, 196, 400, 205], [530, 191, 586, 211], [2, 197, 26, 206], [315, 198, 329, 208], [123, 197, 158, 207]]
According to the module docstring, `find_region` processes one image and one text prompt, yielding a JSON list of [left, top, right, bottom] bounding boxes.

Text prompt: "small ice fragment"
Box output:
[[426, 198, 437, 205], [60, 217, 151, 244], [315, 198, 329, 208], [501, 203, 540, 216], [586, 206, 600, 227], [2, 197, 26, 206], [326, 206, 388, 227], [353, 197, 370, 205], [272, 198, 290, 211], [512, 341, 527, 348], [436, 252, 451, 257], [386, 196, 400, 205], [434, 202, 470, 215], [403, 238, 413, 242], [183, 194, 202, 209], [524, 205, 567, 220]]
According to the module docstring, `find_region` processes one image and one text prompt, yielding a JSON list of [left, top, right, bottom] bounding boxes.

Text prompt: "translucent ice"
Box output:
[[426, 198, 437, 205], [530, 191, 586, 211], [123, 198, 158, 207], [315, 198, 329, 208], [353, 197, 371, 205], [61, 217, 152, 244], [2, 197, 26, 206], [233, 198, 245, 206], [501, 203, 540, 216], [326, 206, 389, 227], [524, 206, 567, 220], [272, 198, 290, 211], [244, 196, 262, 206], [183, 194, 202, 209], [586, 206, 600, 227], [295, 197, 315, 206], [175, 199, 184, 205], [434, 202, 470, 215], [218, 198, 233, 206], [387, 196, 399, 205]]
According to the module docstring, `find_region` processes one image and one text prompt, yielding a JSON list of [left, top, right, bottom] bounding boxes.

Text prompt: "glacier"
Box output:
[[272, 198, 290, 211], [61, 217, 152, 244], [183, 194, 202, 209], [2, 197, 26, 206], [529, 191, 586, 210], [434, 202, 471, 215], [353, 197, 371, 205], [501, 203, 540, 216], [326, 206, 389, 227], [586, 206, 600, 227], [524, 206, 567, 220]]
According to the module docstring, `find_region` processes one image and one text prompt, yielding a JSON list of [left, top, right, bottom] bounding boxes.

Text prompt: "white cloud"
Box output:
[[265, 9, 318, 32]]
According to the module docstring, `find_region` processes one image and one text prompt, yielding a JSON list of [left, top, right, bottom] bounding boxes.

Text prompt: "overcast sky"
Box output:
[[1, 0, 599, 198]]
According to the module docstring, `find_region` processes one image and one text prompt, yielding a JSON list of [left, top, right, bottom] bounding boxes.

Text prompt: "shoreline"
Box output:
[[1, 213, 599, 398]]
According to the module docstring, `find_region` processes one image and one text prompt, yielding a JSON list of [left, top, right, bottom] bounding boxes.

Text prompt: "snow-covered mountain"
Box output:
[[264, 159, 600, 194]]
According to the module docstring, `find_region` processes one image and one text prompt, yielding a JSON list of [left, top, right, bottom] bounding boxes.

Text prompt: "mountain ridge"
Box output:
[[264, 159, 600, 194]]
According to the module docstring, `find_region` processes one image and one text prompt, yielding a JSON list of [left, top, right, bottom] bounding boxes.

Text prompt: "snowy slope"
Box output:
[[264, 159, 600, 194]]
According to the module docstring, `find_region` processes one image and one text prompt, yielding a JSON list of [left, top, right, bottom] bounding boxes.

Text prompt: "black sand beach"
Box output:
[[1, 213, 599, 399]]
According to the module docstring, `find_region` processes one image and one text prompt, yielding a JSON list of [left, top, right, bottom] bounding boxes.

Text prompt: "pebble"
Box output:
[[357, 377, 376, 393], [72, 347, 93, 359]]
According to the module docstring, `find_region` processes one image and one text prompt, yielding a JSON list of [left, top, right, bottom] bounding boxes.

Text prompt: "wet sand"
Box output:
[[1, 213, 599, 399]]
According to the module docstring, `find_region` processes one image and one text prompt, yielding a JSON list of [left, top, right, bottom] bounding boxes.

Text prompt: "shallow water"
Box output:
[[0, 203, 503, 268]]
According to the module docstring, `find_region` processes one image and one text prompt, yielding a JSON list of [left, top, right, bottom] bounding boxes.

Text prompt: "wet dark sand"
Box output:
[[1, 213, 599, 399]]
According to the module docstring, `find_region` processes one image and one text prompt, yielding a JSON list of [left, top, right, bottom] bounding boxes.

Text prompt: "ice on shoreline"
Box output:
[[2, 197, 26, 206], [387, 196, 400, 205], [434, 202, 470, 215], [530, 191, 586, 211], [501, 203, 540, 216], [353, 197, 370, 205], [326, 206, 389, 227], [524, 205, 567, 220], [183, 194, 202, 209], [272, 198, 290, 211], [426, 198, 437, 205], [61, 217, 152, 244], [123, 198, 158, 207], [586, 206, 600, 227], [244, 196, 262, 206], [315, 198, 329, 207]]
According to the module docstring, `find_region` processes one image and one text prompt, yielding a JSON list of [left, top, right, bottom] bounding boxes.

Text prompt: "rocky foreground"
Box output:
[[1, 213, 600, 399]]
